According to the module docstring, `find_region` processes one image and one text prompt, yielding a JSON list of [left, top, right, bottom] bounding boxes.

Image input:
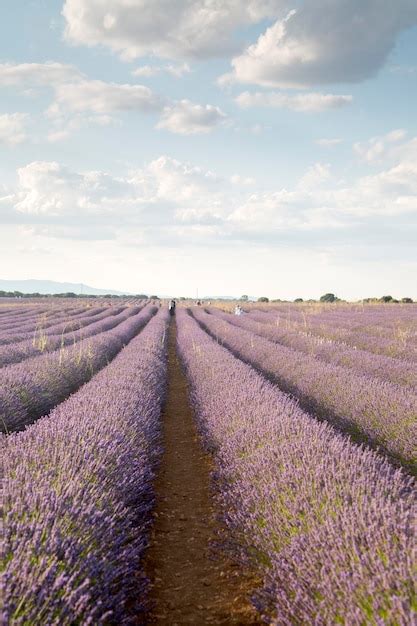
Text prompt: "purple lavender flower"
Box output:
[[3, 309, 169, 624]]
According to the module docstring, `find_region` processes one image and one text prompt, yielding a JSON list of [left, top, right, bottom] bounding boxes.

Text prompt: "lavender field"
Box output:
[[2, 299, 416, 624]]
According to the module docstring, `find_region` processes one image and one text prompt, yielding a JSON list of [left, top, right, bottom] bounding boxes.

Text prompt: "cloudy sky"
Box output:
[[1, 0, 416, 299]]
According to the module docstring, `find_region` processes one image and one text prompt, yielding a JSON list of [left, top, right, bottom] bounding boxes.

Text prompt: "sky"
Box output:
[[0, 0, 416, 300]]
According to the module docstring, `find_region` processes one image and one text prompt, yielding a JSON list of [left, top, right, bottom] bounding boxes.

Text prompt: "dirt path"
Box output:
[[144, 318, 261, 625]]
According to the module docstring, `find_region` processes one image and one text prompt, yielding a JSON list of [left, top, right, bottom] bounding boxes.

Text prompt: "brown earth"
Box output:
[[143, 318, 262, 625]]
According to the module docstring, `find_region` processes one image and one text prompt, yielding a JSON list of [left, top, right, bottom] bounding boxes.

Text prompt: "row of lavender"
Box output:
[[3, 308, 169, 625], [0, 304, 66, 323], [0, 305, 156, 433], [209, 308, 417, 388], [0, 304, 42, 318], [193, 308, 417, 469], [0, 305, 108, 344], [0, 305, 134, 367], [248, 307, 417, 361], [176, 309, 416, 624], [0, 308, 69, 335], [248, 301, 417, 333], [0, 304, 88, 333]]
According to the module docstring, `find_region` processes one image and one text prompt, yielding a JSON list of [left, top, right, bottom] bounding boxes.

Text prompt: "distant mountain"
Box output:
[[0, 279, 133, 296]]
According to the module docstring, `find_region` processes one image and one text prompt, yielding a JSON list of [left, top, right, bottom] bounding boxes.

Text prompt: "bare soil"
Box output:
[[143, 318, 261, 625]]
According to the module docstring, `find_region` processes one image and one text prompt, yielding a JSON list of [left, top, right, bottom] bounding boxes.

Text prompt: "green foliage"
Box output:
[[320, 293, 338, 302]]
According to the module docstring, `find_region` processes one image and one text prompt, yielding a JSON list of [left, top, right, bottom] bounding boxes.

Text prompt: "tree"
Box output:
[[55, 292, 77, 298], [380, 295, 393, 302], [240, 294, 249, 302], [258, 296, 269, 303], [401, 297, 413, 303], [320, 293, 337, 303], [294, 298, 303, 302]]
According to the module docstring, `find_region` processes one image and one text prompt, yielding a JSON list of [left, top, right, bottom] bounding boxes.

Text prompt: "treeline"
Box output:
[[0, 291, 149, 299], [363, 295, 413, 303], [1, 291, 414, 303], [245, 293, 414, 304]]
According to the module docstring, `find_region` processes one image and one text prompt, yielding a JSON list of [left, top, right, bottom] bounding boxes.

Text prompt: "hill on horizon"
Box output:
[[0, 279, 133, 296]]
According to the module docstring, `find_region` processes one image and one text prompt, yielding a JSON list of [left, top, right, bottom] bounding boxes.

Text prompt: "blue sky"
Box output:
[[1, 0, 416, 299]]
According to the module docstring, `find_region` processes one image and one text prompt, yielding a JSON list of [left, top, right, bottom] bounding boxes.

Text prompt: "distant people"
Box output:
[[234, 305, 243, 316], [196, 300, 201, 306], [168, 299, 176, 316]]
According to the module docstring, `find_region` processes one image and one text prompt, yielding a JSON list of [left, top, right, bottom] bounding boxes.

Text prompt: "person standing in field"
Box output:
[[168, 299, 176, 316]]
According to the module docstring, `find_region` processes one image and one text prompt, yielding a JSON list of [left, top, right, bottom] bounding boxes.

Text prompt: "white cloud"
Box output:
[[49, 79, 163, 116], [49, 86, 228, 142], [235, 91, 352, 112], [354, 129, 407, 163], [0, 62, 83, 87], [222, 2, 417, 87], [156, 100, 227, 134], [227, 189, 344, 233], [129, 156, 225, 219], [45, 78, 167, 140], [47, 114, 116, 143], [15, 161, 83, 216], [62, 0, 288, 60], [227, 157, 417, 238], [391, 137, 417, 163], [0, 61, 224, 141], [14, 161, 134, 217], [0, 63, 143, 142], [132, 63, 191, 78], [356, 161, 417, 205], [47, 130, 71, 143], [298, 162, 331, 189], [12, 156, 226, 224], [7, 145, 417, 248], [230, 175, 256, 186], [0, 113, 28, 146], [47, 84, 228, 138]]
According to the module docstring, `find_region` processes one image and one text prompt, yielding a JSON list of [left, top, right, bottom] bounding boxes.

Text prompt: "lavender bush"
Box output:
[[176, 309, 416, 624], [208, 308, 417, 389], [3, 308, 169, 624], [192, 308, 417, 468], [0, 305, 64, 332], [0, 307, 83, 341], [248, 306, 417, 362], [0, 305, 156, 433], [0, 305, 109, 345], [0, 306, 137, 367]]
